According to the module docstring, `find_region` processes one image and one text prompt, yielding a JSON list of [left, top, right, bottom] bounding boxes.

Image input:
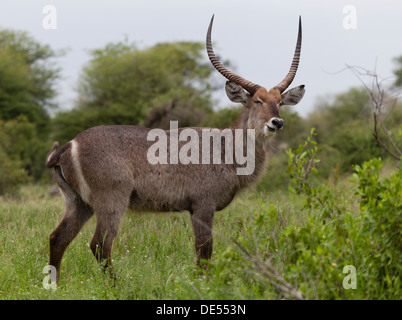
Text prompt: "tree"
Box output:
[[52, 41, 215, 143], [393, 55, 402, 87], [308, 87, 372, 142], [304, 87, 385, 174], [347, 65, 402, 161], [0, 117, 30, 195], [0, 29, 61, 185], [0, 29, 60, 135], [199, 105, 243, 129]]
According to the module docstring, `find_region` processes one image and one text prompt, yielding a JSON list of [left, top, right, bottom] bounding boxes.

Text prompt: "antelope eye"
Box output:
[[254, 99, 263, 105]]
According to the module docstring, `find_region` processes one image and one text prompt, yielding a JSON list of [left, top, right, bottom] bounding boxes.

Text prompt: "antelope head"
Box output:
[[206, 15, 305, 138]]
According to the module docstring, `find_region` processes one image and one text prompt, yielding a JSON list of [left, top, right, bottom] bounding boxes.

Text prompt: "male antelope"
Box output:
[[46, 16, 305, 281]]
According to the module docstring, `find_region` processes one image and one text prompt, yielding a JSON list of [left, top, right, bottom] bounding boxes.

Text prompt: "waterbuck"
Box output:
[[46, 15, 305, 281]]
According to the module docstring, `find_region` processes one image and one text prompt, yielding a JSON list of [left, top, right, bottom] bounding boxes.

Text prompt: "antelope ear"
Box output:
[[280, 85, 305, 106], [225, 81, 250, 106]]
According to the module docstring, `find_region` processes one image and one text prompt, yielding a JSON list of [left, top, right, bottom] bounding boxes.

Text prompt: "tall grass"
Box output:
[[0, 184, 284, 299]]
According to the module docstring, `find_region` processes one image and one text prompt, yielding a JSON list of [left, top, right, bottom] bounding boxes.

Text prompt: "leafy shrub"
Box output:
[[278, 135, 400, 298], [175, 131, 401, 299], [352, 158, 401, 296], [0, 149, 29, 195], [0, 142, 29, 196]]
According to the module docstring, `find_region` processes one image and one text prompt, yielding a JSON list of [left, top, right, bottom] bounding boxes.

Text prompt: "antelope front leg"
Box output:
[[190, 204, 215, 269]]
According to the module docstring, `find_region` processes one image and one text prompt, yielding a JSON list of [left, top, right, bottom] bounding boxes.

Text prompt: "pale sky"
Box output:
[[1, 0, 401, 118]]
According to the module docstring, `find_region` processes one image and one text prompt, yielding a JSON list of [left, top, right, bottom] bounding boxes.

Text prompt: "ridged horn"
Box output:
[[206, 15, 261, 95], [274, 16, 302, 93]]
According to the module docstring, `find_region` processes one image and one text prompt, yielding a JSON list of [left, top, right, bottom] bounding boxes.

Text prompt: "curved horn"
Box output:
[[274, 16, 302, 93], [206, 15, 261, 95]]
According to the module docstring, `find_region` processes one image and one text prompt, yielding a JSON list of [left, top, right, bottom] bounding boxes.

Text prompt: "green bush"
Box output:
[[175, 132, 401, 299], [280, 136, 400, 298], [0, 116, 51, 182], [0, 144, 29, 196], [352, 158, 401, 296]]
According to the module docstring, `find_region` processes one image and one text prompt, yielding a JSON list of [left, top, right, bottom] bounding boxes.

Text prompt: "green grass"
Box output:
[[0, 184, 295, 300], [0, 167, 400, 300]]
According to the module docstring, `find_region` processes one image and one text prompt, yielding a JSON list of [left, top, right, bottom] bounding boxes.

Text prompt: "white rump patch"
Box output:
[[71, 140, 91, 203]]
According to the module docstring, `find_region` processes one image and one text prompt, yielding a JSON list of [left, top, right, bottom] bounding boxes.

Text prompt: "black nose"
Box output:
[[271, 118, 284, 129]]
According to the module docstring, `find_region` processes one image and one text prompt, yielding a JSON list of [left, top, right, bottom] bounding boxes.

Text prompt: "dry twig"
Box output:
[[234, 240, 304, 300], [346, 64, 402, 160]]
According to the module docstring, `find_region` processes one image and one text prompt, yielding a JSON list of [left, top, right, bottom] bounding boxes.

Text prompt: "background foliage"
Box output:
[[1, 29, 401, 193]]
